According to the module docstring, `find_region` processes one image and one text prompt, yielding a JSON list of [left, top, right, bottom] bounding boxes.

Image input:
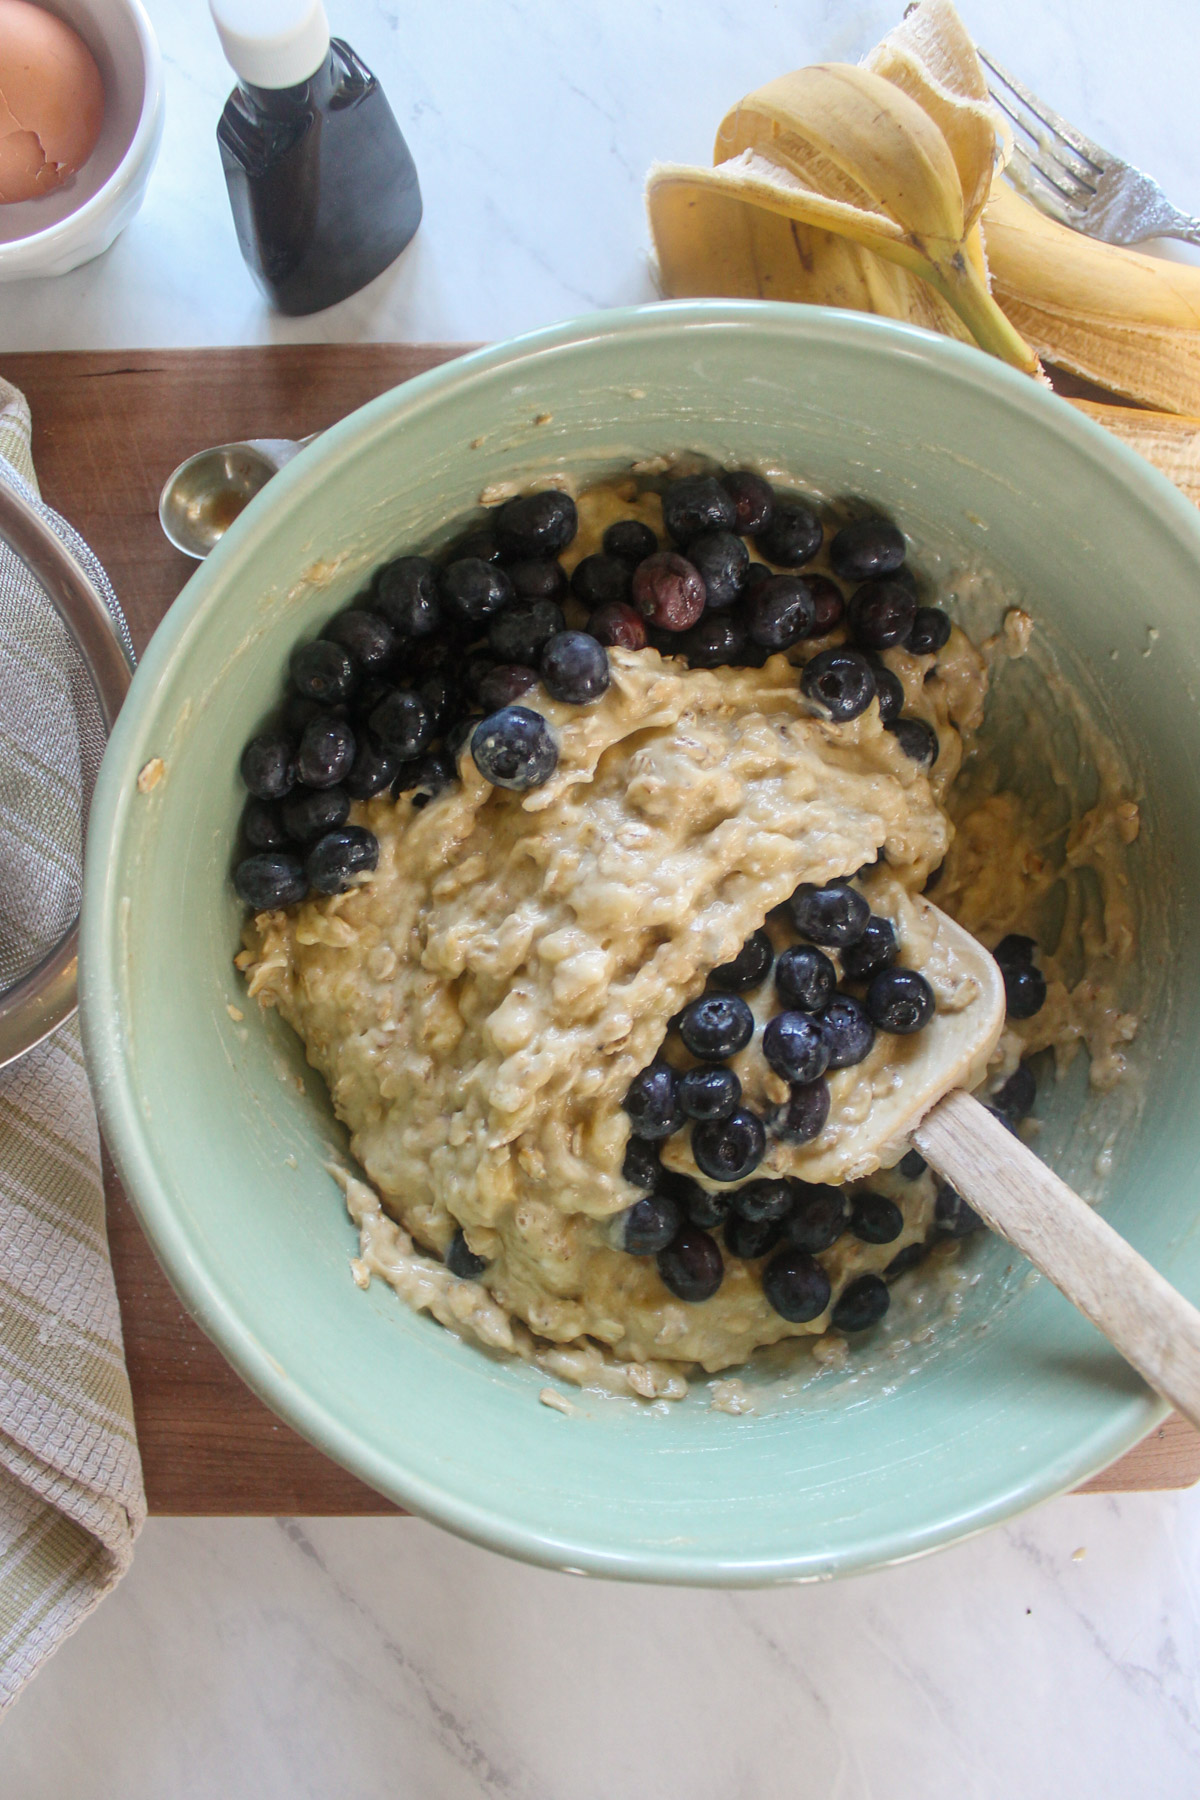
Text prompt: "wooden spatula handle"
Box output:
[[915, 1088, 1200, 1432]]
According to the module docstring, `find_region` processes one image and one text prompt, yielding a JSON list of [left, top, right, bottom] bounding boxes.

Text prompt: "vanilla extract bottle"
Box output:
[[210, 0, 422, 316]]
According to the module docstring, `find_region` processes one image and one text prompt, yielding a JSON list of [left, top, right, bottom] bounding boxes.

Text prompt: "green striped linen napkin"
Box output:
[[0, 377, 144, 1714]]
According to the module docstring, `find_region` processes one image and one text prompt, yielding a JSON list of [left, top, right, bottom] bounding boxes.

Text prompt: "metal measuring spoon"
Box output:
[[158, 434, 318, 559]]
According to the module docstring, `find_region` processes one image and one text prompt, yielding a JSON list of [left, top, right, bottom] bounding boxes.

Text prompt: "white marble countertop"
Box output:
[[3, 0, 1200, 1792]]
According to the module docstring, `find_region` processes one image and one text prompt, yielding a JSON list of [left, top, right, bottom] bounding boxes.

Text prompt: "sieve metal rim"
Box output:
[[0, 480, 134, 1068]]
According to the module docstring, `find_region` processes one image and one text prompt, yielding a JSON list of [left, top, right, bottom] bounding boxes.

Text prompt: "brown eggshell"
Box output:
[[0, 0, 105, 204]]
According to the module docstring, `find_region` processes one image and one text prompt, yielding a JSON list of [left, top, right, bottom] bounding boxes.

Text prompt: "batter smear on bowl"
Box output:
[[237, 465, 1141, 1400]]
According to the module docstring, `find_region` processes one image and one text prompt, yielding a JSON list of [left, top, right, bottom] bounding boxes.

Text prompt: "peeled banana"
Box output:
[[646, 0, 1200, 418]]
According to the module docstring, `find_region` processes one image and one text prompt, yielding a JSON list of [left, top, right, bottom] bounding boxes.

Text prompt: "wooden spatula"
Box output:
[[896, 909, 1200, 1431]]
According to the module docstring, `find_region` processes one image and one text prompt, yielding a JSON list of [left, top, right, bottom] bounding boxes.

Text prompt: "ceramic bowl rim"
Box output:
[[82, 301, 1200, 1582]]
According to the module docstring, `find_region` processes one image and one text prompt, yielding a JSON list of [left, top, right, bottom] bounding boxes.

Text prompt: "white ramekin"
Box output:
[[0, 0, 164, 281]]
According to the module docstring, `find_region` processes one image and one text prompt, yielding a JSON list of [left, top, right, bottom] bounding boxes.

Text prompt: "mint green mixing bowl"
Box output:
[[82, 304, 1200, 1581]]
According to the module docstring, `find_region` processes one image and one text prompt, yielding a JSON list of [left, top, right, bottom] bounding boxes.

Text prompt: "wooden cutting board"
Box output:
[[5, 345, 1197, 1512]]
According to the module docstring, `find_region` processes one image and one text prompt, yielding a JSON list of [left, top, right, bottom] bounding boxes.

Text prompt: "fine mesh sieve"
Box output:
[[0, 460, 134, 1067]]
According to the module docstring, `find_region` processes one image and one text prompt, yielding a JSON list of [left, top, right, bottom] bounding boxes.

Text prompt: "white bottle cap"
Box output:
[[209, 0, 331, 90]]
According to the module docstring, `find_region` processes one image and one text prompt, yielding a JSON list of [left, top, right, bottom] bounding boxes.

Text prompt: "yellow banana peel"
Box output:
[[985, 180, 1200, 415], [646, 0, 1200, 419]]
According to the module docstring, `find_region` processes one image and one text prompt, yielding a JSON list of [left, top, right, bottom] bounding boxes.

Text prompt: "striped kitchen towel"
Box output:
[[0, 377, 145, 1714]]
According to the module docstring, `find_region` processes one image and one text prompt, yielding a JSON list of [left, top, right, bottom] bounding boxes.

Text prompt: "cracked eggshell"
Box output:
[[0, 0, 105, 204]]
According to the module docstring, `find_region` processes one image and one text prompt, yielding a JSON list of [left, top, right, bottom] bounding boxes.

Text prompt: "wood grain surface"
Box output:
[[4, 344, 1196, 1512]]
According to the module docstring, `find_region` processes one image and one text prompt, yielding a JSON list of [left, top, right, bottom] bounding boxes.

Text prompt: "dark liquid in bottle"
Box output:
[[217, 39, 422, 316]]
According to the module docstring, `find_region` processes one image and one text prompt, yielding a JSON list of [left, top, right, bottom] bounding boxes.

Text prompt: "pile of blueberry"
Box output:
[[613, 883, 1051, 1331], [612, 873, 938, 1324], [232, 469, 951, 910]]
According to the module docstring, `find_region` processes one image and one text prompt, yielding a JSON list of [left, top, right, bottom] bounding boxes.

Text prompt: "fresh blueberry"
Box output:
[[755, 497, 822, 568], [711, 929, 774, 993], [732, 1178, 795, 1223], [281, 784, 351, 843], [775, 944, 837, 1013], [898, 1148, 927, 1179], [687, 530, 749, 610], [725, 1211, 785, 1260], [762, 1012, 831, 1085], [788, 880, 870, 949], [603, 519, 658, 564], [676, 1178, 733, 1231], [323, 607, 397, 673], [622, 1135, 661, 1191], [471, 706, 558, 790], [773, 1078, 831, 1144], [884, 1241, 928, 1280], [691, 1108, 766, 1183], [763, 1248, 832, 1322], [1003, 961, 1047, 1020], [439, 557, 515, 628], [233, 852, 308, 910], [887, 718, 939, 767], [354, 674, 397, 726], [661, 475, 737, 545], [418, 673, 459, 734], [678, 995, 755, 1061], [848, 578, 917, 651], [907, 606, 952, 656], [801, 647, 878, 722], [679, 613, 746, 667], [993, 934, 1038, 969], [405, 749, 457, 809], [867, 967, 936, 1034], [451, 526, 502, 564], [849, 1191, 904, 1244], [871, 662, 905, 725], [495, 490, 578, 559], [720, 470, 775, 534], [445, 713, 484, 761], [785, 1183, 847, 1253], [345, 736, 400, 801], [631, 552, 707, 631], [373, 556, 441, 640], [290, 640, 356, 705], [305, 825, 379, 895], [240, 731, 296, 800], [832, 1273, 891, 1331], [840, 915, 898, 983], [369, 689, 434, 759], [624, 1063, 683, 1141], [829, 516, 906, 583], [742, 574, 817, 651], [478, 664, 538, 713], [743, 562, 771, 589], [241, 797, 291, 852], [992, 1062, 1037, 1123], [445, 1228, 488, 1279], [934, 1180, 984, 1238], [819, 995, 876, 1068], [488, 598, 565, 665], [506, 559, 568, 603], [808, 576, 846, 635], [620, 1192, 683, 1255], [281, 693, 329, 738], [678, 1066, 741, 1122], [570, 554, 631, 611], [464, 654, 498, 703], [587, 601, 648, 650], [296, 714, 356, 789], [656, 1226, 725, 1302], [985, 1104, 1021, 1138], [540, 631, 610, 704]]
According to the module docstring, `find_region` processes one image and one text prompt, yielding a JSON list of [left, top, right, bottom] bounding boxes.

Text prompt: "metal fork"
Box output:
[[979, 47, 1200, 247]]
